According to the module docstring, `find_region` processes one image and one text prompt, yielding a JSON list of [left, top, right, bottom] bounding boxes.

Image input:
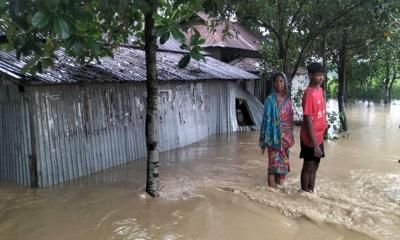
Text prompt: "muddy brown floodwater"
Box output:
[[1, 100, 399, 240]]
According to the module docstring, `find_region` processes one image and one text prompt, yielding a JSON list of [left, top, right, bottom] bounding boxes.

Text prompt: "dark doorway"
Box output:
[[235, 98, 255, 131]]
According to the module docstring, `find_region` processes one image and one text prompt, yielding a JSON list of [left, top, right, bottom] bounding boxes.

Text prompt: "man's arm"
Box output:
[[304, 115, 322, 157]]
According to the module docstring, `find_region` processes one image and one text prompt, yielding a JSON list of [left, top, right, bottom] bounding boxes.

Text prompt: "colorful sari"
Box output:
[[259, 76, 295, 178]]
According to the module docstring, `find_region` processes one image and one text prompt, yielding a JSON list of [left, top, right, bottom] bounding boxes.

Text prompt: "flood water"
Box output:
[[1, 100, 399, 240]]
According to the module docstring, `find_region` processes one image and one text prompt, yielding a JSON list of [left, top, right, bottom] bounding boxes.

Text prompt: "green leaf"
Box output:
[[0, 43, 13, 51], [153, 26, 167, 36], [179, 43, 188, 50], [192, 45, 202, 52], [160, 32, 170, 44], [54, 17, 70, 39], [45, 0, 60, 12], [190, 32, 200, 46], [32, 10, 52, 29], [137, 0, 151, 14], [190, 49, 204, 61], [72, 40, 84, 55], [178, 54, 190, 68], [180, 15, 205, 30], [0, 0, 8, 9], [173, 0, 186, 9], [118, 0, 129, 15], [64, 38, 74, 49], [171, 27, 185, 42], [89, 41, 101, 56], [197, 38, 205, 45], [75, 20, 87, 32]]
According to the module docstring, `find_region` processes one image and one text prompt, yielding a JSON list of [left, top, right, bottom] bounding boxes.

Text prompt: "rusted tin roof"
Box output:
[[188, 13, 261, 51]]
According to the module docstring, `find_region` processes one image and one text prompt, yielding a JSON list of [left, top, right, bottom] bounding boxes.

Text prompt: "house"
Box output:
[[188, 13, 261, 63], [188, 14, 310, 106], [0, 45, 263, 187], [229, 56, 310, 105]]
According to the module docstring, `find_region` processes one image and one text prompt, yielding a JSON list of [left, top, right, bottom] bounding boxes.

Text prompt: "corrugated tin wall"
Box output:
[[0, 80, 263, 187], [28, 80, 244, 187], [29, 83, 146, 187], [0, 85, 32, 186]]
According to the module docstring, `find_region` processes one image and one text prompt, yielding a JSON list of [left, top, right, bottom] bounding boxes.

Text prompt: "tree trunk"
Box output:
[[321, 32, 328, 139], [367, 79, 372, 108], [145, 0, 160, 197], [286, 71, 292, 97], [322, 32, 327, 100], [384, 85, 389, 104], [338, 29, 348, 132], [388, 68, 396, 104], [367, 86, 371, 108], [277, 0, 288, 77], [383, 59, 390, 104]]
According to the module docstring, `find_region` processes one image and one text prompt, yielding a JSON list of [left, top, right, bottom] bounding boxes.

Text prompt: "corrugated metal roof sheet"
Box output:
[[189, 13, 261, 51], [0, 46, 258, 84], [229, 57, 261, 73], [228, 57, 309, 76], [157, 37, 189, 53], [127, 35, 190, 53]]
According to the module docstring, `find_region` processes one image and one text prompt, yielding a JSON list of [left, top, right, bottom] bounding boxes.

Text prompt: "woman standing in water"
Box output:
[[260, 72, 295, 188]]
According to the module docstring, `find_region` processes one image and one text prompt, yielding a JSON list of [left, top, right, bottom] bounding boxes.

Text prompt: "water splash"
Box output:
[[216, 170, 400, 240]]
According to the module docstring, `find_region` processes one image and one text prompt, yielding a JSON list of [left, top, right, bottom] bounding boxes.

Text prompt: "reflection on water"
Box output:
[[0, 100, 399, 240]]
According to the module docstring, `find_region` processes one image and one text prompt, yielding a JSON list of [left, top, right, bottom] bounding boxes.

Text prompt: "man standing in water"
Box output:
[[300, 62, 327, 192]]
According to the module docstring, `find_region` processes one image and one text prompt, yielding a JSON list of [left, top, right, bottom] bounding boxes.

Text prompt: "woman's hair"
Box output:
[[272, 72, 286, 84], [271, 72, 287, 95]]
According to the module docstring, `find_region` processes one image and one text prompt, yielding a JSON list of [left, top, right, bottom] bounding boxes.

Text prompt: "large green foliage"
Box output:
[[0, 0, 226, 73]]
